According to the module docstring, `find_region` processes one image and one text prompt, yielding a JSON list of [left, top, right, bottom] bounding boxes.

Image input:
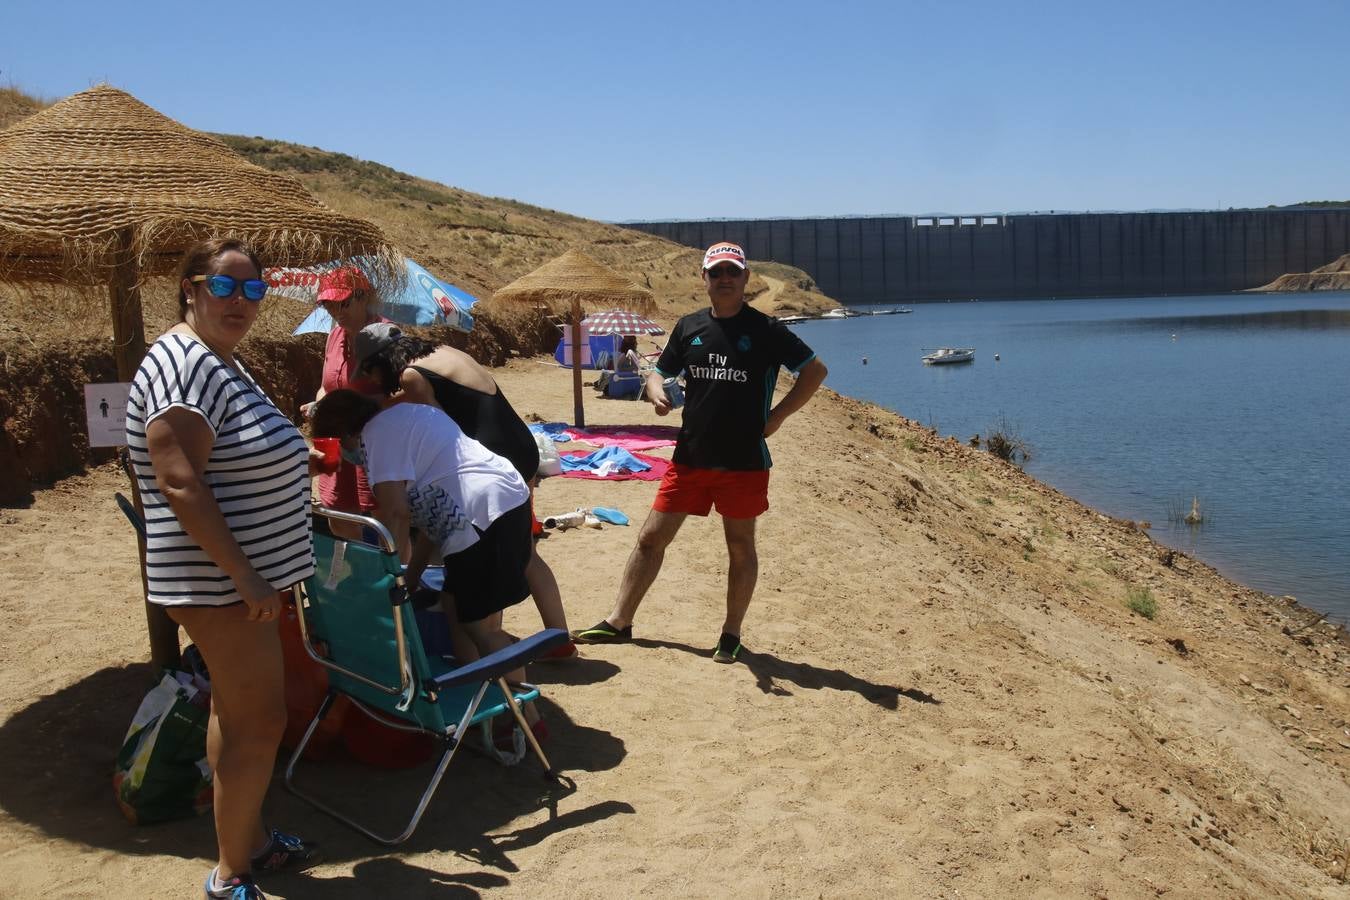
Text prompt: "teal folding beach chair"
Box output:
[[284, 506, 569, 845]]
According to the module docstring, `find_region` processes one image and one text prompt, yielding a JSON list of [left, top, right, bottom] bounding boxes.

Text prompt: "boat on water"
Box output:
[[921, 346, 975, 365], [780, 307, 877, 324], [867, 307, 913, 316]]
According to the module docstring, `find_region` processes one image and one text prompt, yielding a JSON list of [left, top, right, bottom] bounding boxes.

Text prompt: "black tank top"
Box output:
[[409, 365, 539, 481]]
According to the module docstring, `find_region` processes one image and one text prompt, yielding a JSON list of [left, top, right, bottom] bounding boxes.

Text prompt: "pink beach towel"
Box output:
[[559, 450, 671, 481], [561, 425, 679, 452]]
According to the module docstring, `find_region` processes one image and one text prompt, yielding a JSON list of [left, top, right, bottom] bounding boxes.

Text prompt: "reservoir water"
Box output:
[[789, 292, 1350, 623]]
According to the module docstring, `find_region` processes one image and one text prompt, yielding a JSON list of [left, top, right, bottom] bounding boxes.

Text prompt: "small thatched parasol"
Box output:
[[493, 249, 653, 427], [0, 84, 400, 669]]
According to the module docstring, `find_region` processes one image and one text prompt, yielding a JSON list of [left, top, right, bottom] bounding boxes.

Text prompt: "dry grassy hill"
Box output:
[[1255, 252, 1350, 292], [0, 87, 831, 351], [214, 135, 830, 331], [0, 87, 44, 130]]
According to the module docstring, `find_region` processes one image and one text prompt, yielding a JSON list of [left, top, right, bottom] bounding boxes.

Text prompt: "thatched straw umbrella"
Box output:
[[493, 249, 653, 428], [0, 84, 399, 668], [0, 84, 399, 379]]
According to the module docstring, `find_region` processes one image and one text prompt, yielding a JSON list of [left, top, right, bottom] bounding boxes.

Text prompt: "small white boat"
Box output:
[[819, 307, 852, 319], [777, 314, 810, 325], [921, 347, 975, 365]]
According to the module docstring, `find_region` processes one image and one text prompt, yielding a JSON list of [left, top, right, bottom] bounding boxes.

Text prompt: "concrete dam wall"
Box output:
[[624, 209, 1350, 304]]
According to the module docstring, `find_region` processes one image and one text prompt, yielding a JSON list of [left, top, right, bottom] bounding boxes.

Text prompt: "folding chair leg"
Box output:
[[498, 677, 557, 780], [283, 685, 491, 845], [282, 692, 337, 781]]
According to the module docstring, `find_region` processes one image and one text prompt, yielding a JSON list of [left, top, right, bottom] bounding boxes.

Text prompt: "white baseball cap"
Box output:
[[702, 242, 747, 270]]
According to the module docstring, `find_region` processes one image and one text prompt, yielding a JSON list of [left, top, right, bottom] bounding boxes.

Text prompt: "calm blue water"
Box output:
[[790, 293, 1350, 622]]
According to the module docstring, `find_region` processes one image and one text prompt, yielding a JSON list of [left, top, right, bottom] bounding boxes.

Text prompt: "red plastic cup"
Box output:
[[312, 437, 341, 474]]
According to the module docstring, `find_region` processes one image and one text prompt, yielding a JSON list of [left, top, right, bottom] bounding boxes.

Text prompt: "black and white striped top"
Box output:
[[126, 333, 314, 606]]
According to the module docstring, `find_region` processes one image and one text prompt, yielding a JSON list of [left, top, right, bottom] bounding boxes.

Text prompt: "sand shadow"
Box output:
[[630, 638, 941, 710], [0, 663, 215, 860], [526, 656, 621, 687], [280, 857, 511, 898], [0, 664, 630, 882]]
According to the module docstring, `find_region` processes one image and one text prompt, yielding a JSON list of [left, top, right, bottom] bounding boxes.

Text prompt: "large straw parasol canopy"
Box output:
[[493, 249, 653, 427], [0, 84, 396, 285]]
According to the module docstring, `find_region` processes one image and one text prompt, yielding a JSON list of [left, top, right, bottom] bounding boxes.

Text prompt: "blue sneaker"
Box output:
[[251, 828, 322, 873], [205, 869, 265, 899]]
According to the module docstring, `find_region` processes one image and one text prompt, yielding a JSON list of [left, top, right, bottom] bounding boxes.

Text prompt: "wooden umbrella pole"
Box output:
[[109, 227, 180, 671], [109, 228, 147, 382], [571, 297, 585, 429]]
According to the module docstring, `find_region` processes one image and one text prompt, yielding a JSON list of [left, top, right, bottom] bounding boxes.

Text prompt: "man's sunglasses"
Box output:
[[706, 265, 742, 279], [191, 274, 268, 302]]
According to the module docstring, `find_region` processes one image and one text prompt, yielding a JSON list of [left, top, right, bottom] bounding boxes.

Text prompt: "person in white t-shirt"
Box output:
[[310, 388, 537, 684]]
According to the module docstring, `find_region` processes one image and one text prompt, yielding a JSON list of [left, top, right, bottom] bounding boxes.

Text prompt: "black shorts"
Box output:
[[442, 500, 532, 623]]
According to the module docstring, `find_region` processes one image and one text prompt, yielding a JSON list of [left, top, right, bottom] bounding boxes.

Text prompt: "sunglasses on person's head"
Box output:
[[705, 265, 742, 279], [191, 274, 268, 302]]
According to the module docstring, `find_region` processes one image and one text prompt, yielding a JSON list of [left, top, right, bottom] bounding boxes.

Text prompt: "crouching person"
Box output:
[[310, 389, 541, 727]]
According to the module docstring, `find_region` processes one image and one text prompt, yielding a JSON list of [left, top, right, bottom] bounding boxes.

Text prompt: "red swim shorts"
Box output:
[[652, 464, 770, 519]]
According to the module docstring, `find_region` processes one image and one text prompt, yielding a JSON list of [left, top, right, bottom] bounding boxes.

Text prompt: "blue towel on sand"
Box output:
[[559, 446, 650, 474], [529, 422, 573, 442]]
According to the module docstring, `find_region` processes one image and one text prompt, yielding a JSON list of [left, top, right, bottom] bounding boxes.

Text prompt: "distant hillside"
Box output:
[[1254, 252, 1350, 292], [215, 135, 833, 330], [0, 87, 836, 354], [1280, 201, 1350, 209], [0, 88, 44, 130]]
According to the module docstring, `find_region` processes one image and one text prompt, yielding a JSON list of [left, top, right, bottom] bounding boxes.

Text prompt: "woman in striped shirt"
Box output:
[[126, 238, 319, 900]]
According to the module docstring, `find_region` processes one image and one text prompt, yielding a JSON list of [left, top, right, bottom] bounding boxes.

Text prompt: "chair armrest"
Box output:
[[430, 629, 570, 689], [114, 492, 146, 539]]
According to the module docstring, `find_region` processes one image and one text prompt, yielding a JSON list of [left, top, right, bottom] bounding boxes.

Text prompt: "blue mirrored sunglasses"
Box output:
[[191, 274, 268, 302]]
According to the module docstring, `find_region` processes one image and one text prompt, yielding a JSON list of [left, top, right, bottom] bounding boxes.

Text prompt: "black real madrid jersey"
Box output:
[[655, 305, 815, 470]]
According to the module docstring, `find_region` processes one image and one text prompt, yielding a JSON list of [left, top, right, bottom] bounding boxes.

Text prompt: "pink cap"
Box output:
[[316, 266, 372, 303]]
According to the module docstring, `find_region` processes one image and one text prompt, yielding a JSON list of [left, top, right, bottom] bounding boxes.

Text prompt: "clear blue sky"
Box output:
[[5, 0, 1347, 222]]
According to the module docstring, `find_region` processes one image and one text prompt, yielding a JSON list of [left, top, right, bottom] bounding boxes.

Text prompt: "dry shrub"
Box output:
[[985, 415, 1032, 466]]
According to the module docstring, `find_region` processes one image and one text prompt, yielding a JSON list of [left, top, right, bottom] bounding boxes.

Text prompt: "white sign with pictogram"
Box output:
[[85, 383, 131, 447]]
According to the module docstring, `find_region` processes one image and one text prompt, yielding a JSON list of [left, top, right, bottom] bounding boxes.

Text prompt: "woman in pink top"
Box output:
[[300, 267, 388, 524]]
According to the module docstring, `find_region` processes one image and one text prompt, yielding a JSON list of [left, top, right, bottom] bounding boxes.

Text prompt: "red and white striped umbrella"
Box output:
[[581, 309, 665, 336]]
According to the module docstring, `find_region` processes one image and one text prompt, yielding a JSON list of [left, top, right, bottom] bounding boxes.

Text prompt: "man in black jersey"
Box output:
[[572, 242, 828, 662]]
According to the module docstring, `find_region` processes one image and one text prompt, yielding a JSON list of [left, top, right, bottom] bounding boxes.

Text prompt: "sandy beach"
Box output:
[[1, 354, 1348, 898]]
